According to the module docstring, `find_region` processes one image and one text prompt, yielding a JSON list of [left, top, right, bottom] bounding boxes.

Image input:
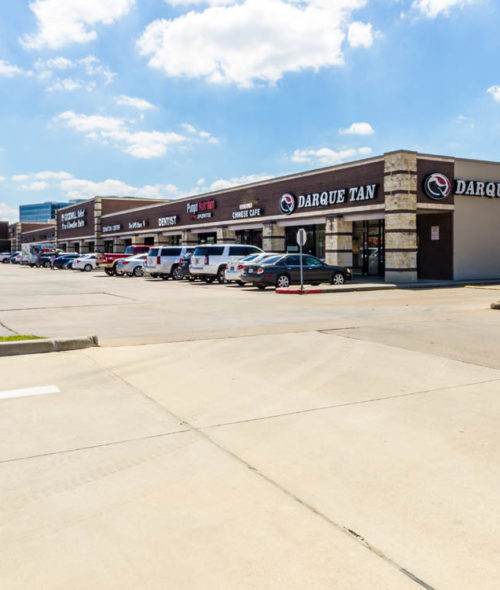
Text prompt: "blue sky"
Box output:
[[0, 0, 499, 221]]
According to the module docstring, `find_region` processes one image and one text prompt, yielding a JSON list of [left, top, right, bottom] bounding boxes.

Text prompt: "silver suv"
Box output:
[[145, 246, 195, 280], [190, 244, 263, 283]]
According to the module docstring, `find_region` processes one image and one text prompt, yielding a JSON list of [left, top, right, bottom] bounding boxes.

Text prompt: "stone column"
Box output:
[[325, 216, 353, 267], [155, 234, 170, 247], [81, 241, 91, 254], [114, 238, 127, 253], [131, 235, 143, 245], [94, 197, 102, 252], [384, 151, 418, 283], [217, 227, 236, 243], [262, 223, 286, 253], [181, 231, 198, 246]]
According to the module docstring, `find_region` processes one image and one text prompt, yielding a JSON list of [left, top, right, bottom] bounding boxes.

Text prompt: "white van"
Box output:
[[145, 246, 195, 280], [190, 244, 263, 283]]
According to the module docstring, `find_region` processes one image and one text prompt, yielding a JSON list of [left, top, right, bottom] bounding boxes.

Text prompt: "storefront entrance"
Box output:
[[285, 225, 325, 259], [197, 232, 217, 244], [352, 220, 385, 277]]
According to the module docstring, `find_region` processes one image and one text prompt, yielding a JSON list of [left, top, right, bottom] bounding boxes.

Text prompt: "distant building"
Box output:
[[19, 201, 71, 222]]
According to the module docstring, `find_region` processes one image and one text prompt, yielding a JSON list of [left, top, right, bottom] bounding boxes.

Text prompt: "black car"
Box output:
[[37, 252, 58, 268], [242, 254, 351, 290], [52, 253, 79, 269]]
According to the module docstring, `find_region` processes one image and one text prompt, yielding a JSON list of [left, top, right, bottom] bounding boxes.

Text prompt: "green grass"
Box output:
[[0, 335, 46, 343]]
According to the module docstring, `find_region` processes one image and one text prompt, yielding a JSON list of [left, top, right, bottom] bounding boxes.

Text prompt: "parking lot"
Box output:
[[1, 264, 500, 589]]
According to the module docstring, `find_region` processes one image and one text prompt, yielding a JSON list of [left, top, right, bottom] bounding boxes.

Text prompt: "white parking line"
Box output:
[[0, 385, 60, 400]]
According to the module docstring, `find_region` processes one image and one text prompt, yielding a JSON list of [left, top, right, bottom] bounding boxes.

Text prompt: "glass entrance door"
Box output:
[[352, 220, 385, 277]]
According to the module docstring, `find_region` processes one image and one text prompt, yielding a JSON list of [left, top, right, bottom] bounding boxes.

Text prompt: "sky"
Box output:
[[0, 0, 499, 222]]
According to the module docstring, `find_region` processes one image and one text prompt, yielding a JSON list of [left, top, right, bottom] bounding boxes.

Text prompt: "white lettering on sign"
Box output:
[[102, 224, 121, 233], [158, 215, 178, 227], [239, 202, 254, 210], [128, 220, 148, 230], [61, 209, 86, 222], [294, 185, 372, 212], [232, 208, 263, 219], [431, 226, 440, 241], [62, 219, 86, 230], [455, 179, 500, 198]]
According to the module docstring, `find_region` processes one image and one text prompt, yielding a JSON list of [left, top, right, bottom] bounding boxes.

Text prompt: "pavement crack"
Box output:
[[0, 429, 189, 465], [100, 362, 438, 590], [0, 318, 18, 335], [202, 376, 500, 431]]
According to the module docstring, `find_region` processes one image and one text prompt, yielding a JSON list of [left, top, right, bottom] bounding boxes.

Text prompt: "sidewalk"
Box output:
[[276, 277, 500, 295]]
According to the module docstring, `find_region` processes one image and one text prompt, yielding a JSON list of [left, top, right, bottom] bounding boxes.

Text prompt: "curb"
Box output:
[[0, 335, 99, 357], [491, 302, 500, 310], [276, 285, 396, 295]]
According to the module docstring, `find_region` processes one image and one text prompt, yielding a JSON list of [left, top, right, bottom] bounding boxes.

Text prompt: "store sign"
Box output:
[[279, 184, 378, 215], [232, 208, 263, 220], [61, 208, 86, 230], [158, 215, 178, 227], [425, 173, 500, 200], [187, 199, 216, 220], [102, 224, 121, 233], [455, 179, 500, 198], [128, 220, 148, 230], [239, 202, 255, 210]]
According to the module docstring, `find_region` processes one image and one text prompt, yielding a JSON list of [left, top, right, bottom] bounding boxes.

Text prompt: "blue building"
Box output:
[[19, 201, 71, 222]]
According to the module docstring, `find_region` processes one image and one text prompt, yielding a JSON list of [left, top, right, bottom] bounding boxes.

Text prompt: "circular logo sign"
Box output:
[[280, 193, 296, 215], [424, 173, 452, 200]]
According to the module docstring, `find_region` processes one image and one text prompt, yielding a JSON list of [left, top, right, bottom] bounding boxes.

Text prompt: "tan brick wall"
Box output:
[[262, 223, 286, 253], [325, 216, 353, 267], [217, 227, 236, 243]]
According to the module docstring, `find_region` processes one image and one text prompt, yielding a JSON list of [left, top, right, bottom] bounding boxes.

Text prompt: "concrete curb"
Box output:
[[0, 335, 98, 357], [276, 285, 396, 295]]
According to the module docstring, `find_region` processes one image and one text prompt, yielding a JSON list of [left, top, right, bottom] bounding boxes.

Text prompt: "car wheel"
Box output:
[[276, 274, 290, 289], [84, 264, 92, 272], [133, 266, 144, 277], [216, 267, 226, 284], [171, 266, 183, 280], [331, 272, 345, 285], [187, 276, 196, 282], [236, 280, 245, 286], [257, 284, 267, 290], [43, 261, 51, 268], [104, 268, 115, 276], [204, 276, 215, 283]]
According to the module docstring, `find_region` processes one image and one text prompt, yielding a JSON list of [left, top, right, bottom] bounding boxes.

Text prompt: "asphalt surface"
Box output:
[[1, 264, 500, 589]]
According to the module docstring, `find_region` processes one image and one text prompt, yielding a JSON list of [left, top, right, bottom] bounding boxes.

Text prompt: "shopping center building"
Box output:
[[54, 150, 500, 282]]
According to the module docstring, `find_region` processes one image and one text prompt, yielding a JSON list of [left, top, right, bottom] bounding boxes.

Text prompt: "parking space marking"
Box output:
[[0, 385, 60, 400]]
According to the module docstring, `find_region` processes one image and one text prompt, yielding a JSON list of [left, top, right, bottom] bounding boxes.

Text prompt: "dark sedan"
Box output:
[[242, 254, 351, 290], [52, 253, 79, 269]]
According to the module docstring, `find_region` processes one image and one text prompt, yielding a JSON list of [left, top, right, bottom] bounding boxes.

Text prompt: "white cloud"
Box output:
[[292, 146, 372, 166], [48, 77, 82, 91], [0, 202, 18, 223], [181, 123, 219, 144], [455, 114, 474, 128], [35, 170, 74, 180], [0, 176, 5, 182], [12, 174, 30, 182], [412, 0, 476, 18], [43, 56, 75, 70], [166, 0, 235, 5], [347, 22, 374, 48], [207, 173, 272, 192], [487, 85, 500, 103], [57, 110, 188, 159], [339, 122, 375, 135], [58, 177, 181, 199], [137, 0, 372, 87], [20, 181, 50, 191], [0, 59, 25, 77], [21, 0, 136, 49], [116, 95, 155, 111]]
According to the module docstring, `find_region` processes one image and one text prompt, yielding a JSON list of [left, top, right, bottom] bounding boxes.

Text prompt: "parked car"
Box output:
[[9, 252, 21, 264], [242, 254, 351, 290], [145, 246, 194, 280], [0, 252, 12, 263], [115, 253, 148, 277], [72, 254, 97, 272], [52, 253, 79, 269], [226, 252, 280, 285], [96, 245, 151, 276], [37, 252, 60, 268], [190, 244, 263, 283]]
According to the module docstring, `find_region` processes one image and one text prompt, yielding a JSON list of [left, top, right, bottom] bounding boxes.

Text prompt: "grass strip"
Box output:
[[0, 335, 46, 343]]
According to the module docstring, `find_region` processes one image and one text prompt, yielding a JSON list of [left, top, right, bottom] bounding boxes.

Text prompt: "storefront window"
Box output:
[[198, 232, 217, 244], [352, 220, 385, 276], [235, 229, 262, 248], [285, 225, 325, 259], [144, 237, 155, 246], [104, 240, 114, 253]]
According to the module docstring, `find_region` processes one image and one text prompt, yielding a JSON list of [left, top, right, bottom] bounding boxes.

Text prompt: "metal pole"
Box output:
[[300, 242, 304, 291]]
